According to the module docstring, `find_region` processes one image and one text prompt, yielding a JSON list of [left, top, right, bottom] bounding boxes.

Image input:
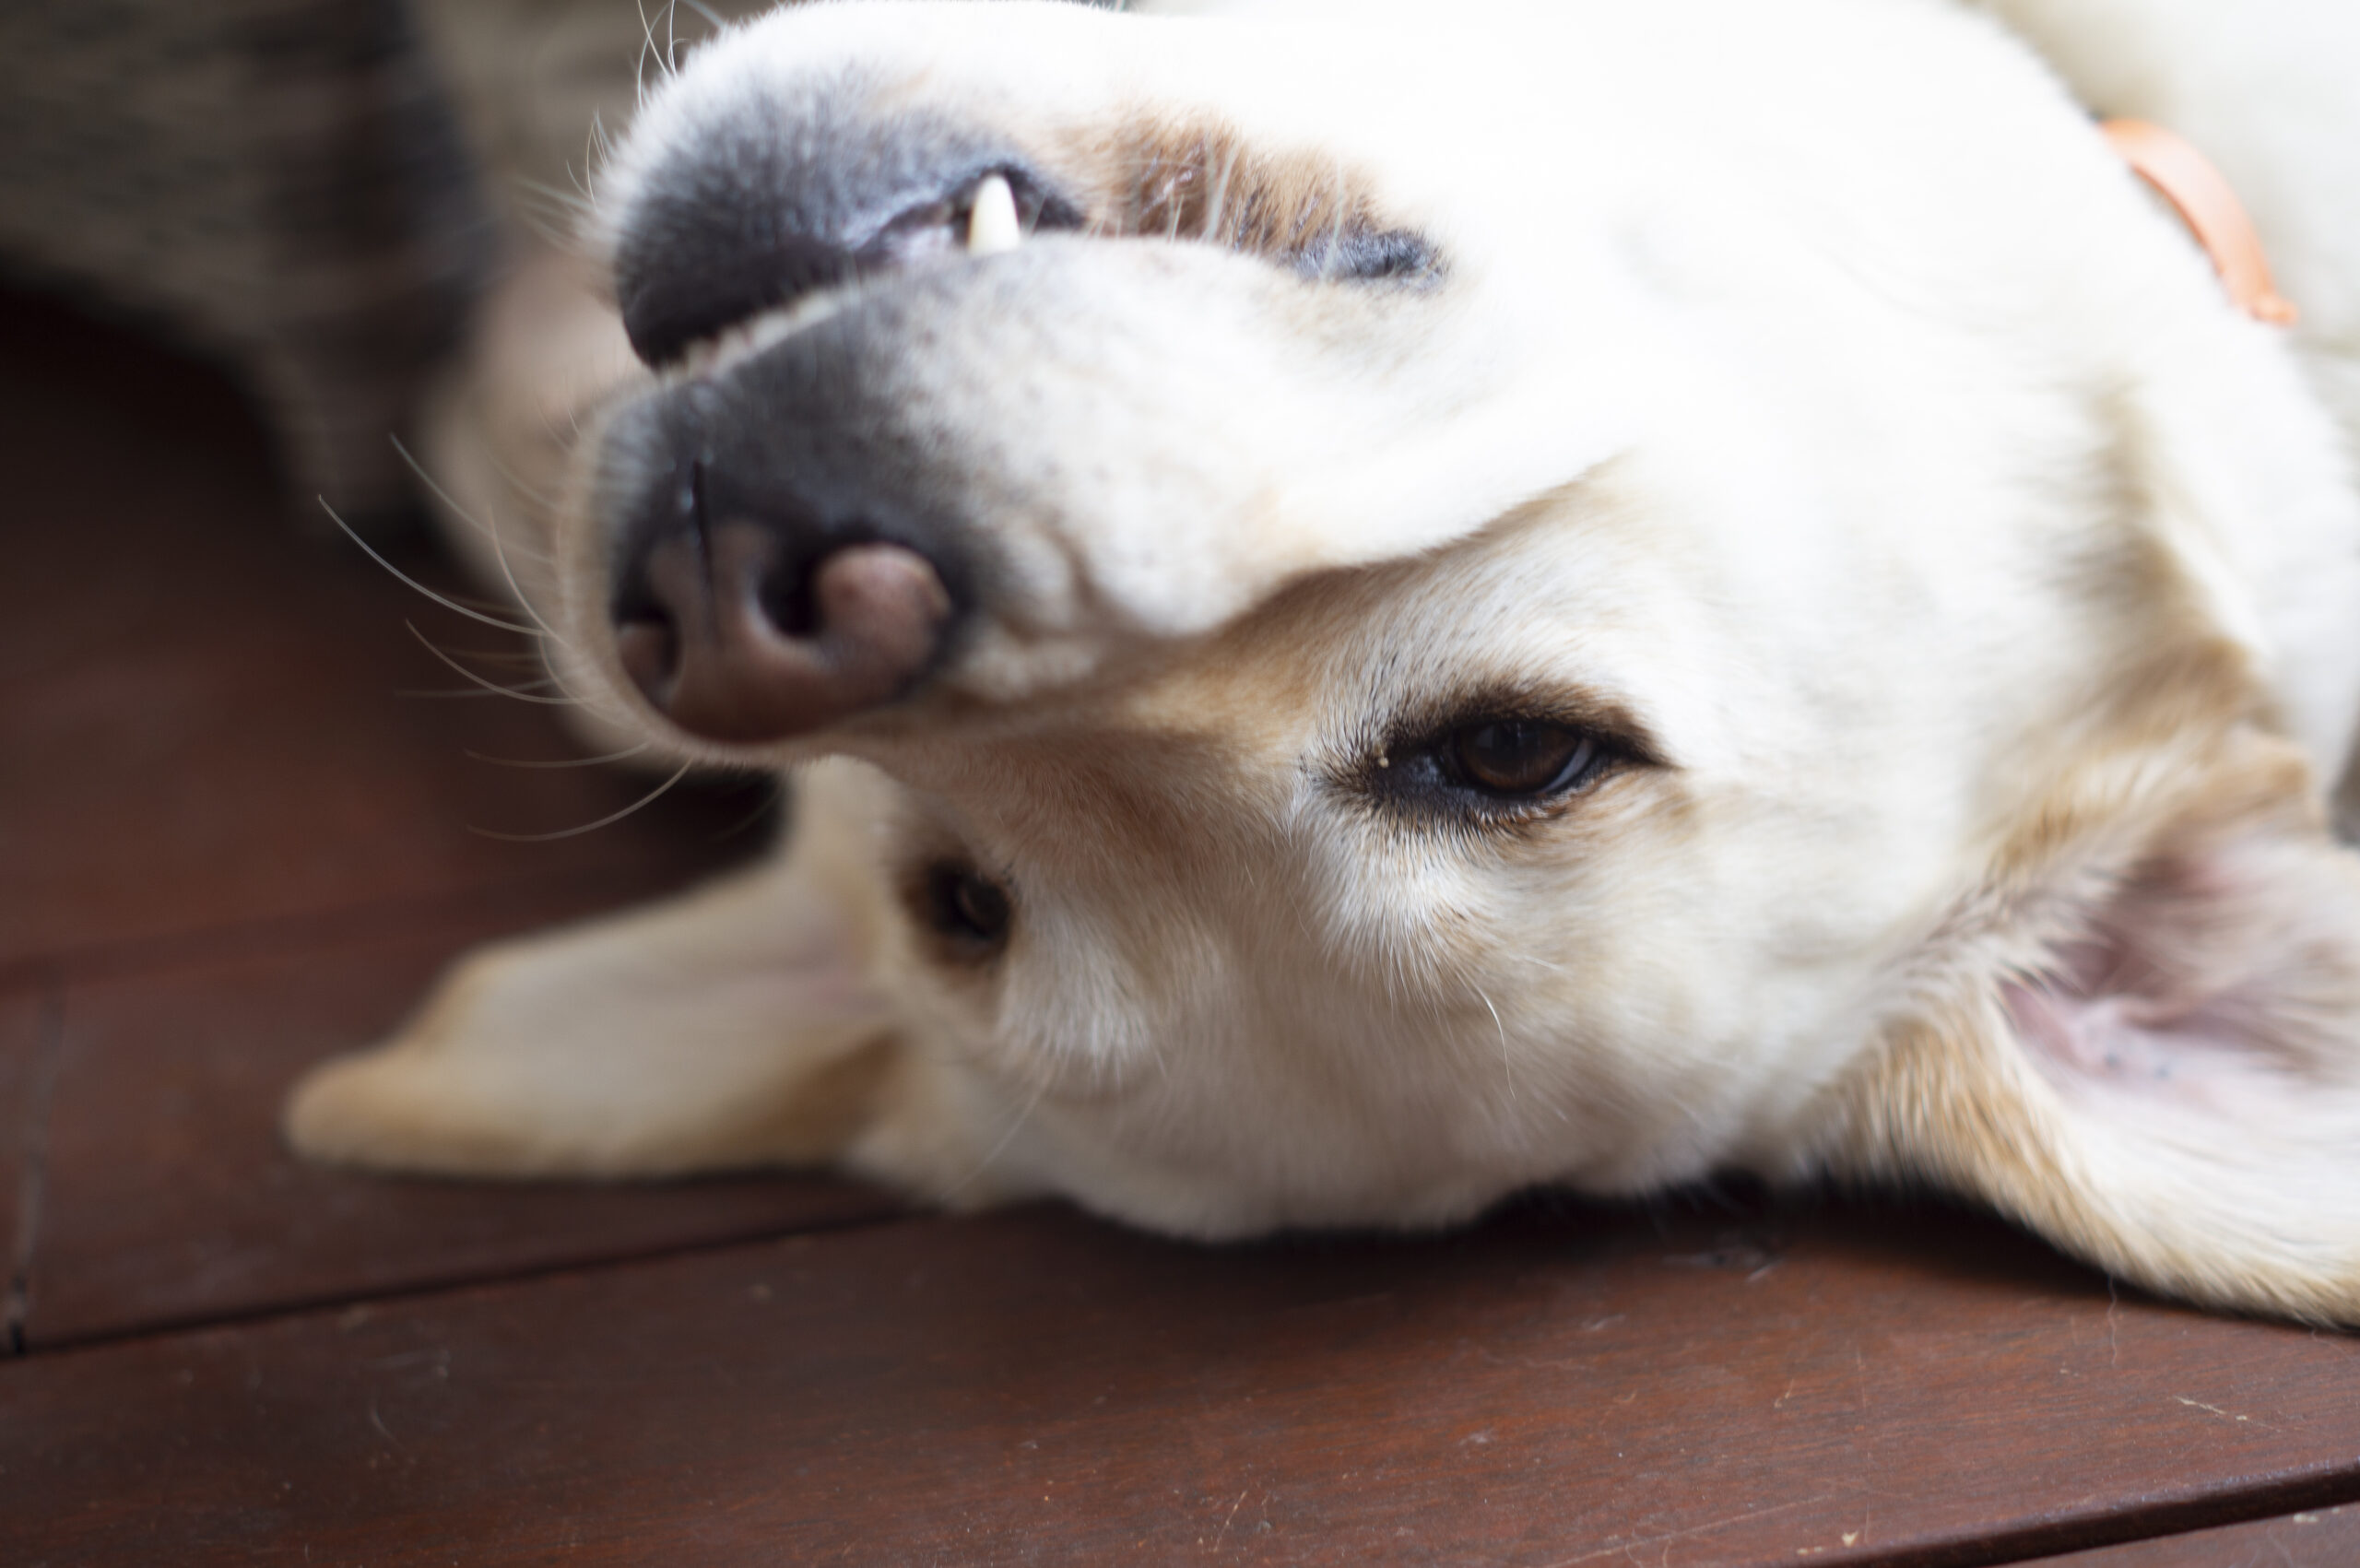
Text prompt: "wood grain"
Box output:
[[0, 986, 46, 1350], [5, 1198, 2357, 1566], [23, 919, 901, 1348], [0, 291, 771, 982], [2025, 1503, 2360, 1565]]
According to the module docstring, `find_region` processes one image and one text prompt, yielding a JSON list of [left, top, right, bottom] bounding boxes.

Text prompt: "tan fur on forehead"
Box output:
[[1972, 418, 2290, 858], [1981, 638, 2273, 882], [1070, 110, 1406, 266], [1917, 525, 2286, 982], [851, 48, 1422, 284]]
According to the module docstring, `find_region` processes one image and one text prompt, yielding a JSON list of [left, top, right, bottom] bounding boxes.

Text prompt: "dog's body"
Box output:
[[291, 0, 2360, 1324]]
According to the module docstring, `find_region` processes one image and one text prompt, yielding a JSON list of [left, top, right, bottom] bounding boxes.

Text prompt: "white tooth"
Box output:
[[966, 173, 1022, 256]]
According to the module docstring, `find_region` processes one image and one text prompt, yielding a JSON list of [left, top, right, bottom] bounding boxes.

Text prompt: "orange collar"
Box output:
[[2101, 118, 2297, 326]]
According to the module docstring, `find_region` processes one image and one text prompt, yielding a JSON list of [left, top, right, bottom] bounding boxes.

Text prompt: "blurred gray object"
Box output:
[[0, 0, 493, 525], [0, 0, 784, 530]]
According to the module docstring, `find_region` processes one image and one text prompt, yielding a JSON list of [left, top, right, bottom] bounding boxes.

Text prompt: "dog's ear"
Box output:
[[1807, 725, 2360, 1324], [286, 760, 910, 1179]]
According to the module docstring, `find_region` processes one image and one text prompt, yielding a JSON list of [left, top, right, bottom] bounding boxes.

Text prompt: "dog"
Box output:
[[287, 0, 2360, 1326]]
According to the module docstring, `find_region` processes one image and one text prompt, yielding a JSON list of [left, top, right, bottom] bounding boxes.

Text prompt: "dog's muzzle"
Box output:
[[601, 338, 986, 745], [599, 112, 1068, 745]]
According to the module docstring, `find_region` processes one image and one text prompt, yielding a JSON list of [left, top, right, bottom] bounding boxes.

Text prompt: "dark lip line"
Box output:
[[625, 206, 1446, 385], [620, 156, 1088, 373]]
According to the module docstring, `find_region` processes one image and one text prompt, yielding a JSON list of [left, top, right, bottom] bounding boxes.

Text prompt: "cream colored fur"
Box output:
[[291, 0, 2360, 1323]]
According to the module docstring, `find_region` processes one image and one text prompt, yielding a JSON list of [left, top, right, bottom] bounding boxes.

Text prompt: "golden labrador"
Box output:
[[292, 0, 2360, 1324]]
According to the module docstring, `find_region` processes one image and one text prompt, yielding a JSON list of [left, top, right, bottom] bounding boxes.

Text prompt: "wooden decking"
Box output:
[[6, 289, 2358, 1566]]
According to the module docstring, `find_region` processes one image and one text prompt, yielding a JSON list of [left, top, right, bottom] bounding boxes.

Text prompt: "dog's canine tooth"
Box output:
[[967, 173, 1022, 256]]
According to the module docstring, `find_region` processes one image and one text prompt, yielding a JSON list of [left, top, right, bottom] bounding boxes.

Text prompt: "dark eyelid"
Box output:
[[1328, 685, 1664, 825], [1382, 686, 1665, 772]]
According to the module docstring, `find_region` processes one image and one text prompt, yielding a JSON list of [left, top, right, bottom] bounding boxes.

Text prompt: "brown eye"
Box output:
[[922, 862, 1012, 954], [1449, 720, 1598, 797]]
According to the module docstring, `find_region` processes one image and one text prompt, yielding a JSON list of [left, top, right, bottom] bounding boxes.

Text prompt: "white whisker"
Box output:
[[707, 776, 787, 843], [488, 507, 572, 649], [1203, 143, 1239, 251], [389, 436, 553, 565], [513, 177, 598, 221], [406, 621, 585, 706], [386, 437, 579, 665], [431, 647, 549, 668], [478, 442, 568, 512], [939, 1073, 1049, 1203], [1479, 986, 1516, 1104], [474, 761, 694, 843], [320, 499, 545, 637], [634, 0, 678, 99], [584, 111, 615, 203], [465, 744, 655, 770], [397, 687, 555, 701]]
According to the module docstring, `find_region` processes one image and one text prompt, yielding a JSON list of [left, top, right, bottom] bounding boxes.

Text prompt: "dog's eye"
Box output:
[[1446, 720, 1601, 797], [1353, 703, 1647, 826], [921, 862, 1013, 955]]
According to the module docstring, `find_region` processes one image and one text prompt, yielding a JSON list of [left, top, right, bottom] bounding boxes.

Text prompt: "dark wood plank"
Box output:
[[0, 987, 45, 1349], [6, 1199, 2356, 1566], [2028, 1504, 2360, 1565], [0, 289, 773, 980], [22, 914, 899, 1348]]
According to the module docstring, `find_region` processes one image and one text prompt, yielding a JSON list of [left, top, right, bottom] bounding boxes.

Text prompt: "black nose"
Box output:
[[612, 107, 1083, 367], [606, 383, 970, 746]]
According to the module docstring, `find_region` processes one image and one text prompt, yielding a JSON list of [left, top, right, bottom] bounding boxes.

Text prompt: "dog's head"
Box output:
[[558, 0, 2360, 1319]]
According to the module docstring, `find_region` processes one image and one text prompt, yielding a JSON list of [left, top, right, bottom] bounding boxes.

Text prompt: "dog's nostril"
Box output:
[[615, 611, 684, 713], [610, 519, 956, 745], [761, 567, 821, 643]]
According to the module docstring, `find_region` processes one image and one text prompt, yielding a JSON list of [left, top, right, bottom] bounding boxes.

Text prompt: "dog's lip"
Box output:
[[648, 174, 1039, 384], [656, 286, 868, 387], [653, 225, 1039, 387]]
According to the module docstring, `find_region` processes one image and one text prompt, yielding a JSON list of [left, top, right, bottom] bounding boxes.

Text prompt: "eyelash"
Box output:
[[1354, 714, 1633, 825]]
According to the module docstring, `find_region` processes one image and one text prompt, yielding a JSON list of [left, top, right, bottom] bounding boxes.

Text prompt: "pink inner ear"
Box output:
[[2002, 832, 2356, 1124], [2006, 975, 2272, 1117]]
